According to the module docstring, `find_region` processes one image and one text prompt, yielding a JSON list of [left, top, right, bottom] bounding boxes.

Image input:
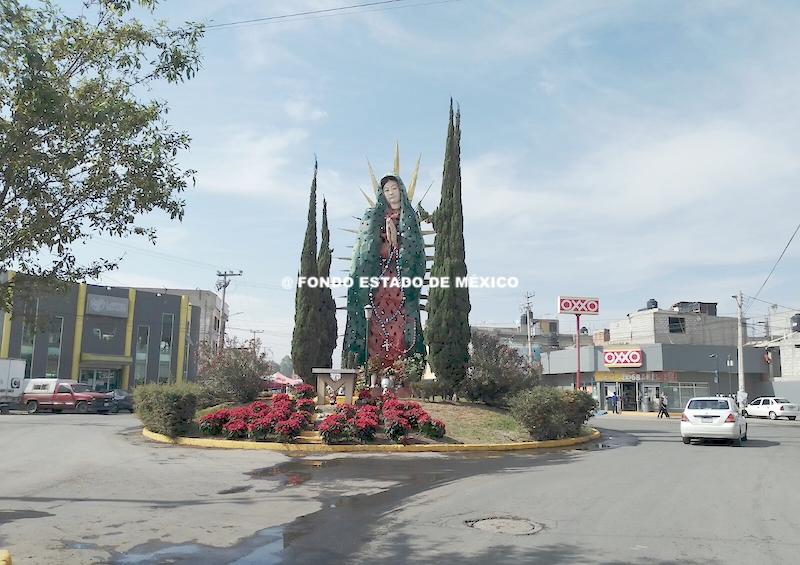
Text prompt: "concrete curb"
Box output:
[[0, 549, 12, 565], [142, 428, 601, 453]]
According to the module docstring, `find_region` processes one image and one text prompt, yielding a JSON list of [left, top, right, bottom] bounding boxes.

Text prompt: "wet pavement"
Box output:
[[2, 413, 798, 564]]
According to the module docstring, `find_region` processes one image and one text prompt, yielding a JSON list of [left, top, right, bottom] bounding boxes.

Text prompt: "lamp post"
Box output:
[[364, 304, 374, 388], [709, 354, 719, 394]]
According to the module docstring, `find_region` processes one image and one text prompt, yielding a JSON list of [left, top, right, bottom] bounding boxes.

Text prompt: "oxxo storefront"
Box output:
[[541, 343, 772, 412]]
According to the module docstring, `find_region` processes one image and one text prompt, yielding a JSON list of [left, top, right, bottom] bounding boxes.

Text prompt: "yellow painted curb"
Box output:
[[0, 549, 12, 565], [142, 428, 601, 453]]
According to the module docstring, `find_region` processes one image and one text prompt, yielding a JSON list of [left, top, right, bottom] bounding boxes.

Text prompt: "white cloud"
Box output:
[[193, 128, 309, 197], [284, 98, 328, 122]]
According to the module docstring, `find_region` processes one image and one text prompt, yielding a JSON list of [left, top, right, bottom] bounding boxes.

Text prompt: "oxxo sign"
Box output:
[[557, 296, 600, 315], [604, 349, 644, 368]]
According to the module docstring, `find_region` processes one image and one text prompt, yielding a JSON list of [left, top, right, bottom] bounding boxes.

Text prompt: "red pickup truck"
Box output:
[[22, 379, 113, 414]]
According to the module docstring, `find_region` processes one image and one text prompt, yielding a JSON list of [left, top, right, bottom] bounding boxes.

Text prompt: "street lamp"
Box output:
[[364, 304, 374, 388], [709, 354, 720, 394]]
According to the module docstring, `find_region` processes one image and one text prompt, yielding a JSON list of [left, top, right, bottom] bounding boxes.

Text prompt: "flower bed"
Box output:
[[199, 394, 310, 443], [317, 391, 446, 445]]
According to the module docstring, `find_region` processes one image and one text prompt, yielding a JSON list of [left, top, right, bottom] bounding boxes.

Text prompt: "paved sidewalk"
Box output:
[[595, 410, 682, 419]]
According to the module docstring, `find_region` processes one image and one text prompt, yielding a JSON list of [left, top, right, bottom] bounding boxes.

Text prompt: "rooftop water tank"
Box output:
[[647, 298, 659, 309], [791, 314, 800, 332]]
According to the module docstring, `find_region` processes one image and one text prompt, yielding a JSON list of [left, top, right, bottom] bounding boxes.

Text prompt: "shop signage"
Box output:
[[557, 296, 600, 315], [86, 294, 129, 318], [603, 349, 643, 368]]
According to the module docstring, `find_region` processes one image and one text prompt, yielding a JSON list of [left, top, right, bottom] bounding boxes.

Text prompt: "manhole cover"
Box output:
[[466, 517, 543, 535]]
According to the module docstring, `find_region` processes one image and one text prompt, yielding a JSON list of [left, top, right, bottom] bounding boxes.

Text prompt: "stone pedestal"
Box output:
[[312, 368, 359, 406]]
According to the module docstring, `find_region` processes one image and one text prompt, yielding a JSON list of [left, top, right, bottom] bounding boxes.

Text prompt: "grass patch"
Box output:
[[416, 400, 530, 444]]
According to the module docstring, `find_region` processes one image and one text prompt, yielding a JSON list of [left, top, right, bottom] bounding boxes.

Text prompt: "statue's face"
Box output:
[[383, 180, 401, 209]]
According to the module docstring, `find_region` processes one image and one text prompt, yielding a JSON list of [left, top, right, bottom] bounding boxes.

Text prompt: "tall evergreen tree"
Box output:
[[291, 162, 321, 382], [317, 198, 337, 368], [426, 101, 472, 396]]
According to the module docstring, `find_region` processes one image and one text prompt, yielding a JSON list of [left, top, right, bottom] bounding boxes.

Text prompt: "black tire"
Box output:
[[75, 401, 88, 414], [742, 426, 748, 441], [789, 416, 796, 421], [769, 411, 777, 420], [682, 437, 691, 444], [111, 405, 119, 414], [26, 400, 38, 414]]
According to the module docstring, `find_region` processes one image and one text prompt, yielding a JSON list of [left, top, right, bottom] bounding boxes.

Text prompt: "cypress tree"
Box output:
[[317, 198, 337, 368], [291, 162, 321, 382], [426, 101, 472, 396]]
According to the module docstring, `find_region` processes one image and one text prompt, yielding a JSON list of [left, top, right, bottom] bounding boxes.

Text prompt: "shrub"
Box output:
[[318, 413, 351, 444], [196, 339, 276, 405], [411, 379, 441, 401], [222, 418, 248, 439], [198, 409, 230, 436], [293, 384, 316, 399], [295, 398, 316, 413], [562, 390, 597, 437], [461, 329, 537, 406], [135, 383, 200, 438], [509, 387, 595, 441], [419, 414, 446, 439]]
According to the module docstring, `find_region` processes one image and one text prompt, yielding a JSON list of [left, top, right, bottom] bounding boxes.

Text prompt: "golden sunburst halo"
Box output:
[[364, 144, 421, 205]]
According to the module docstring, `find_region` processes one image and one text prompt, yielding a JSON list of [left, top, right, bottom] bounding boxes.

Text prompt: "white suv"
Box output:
[[742, 397, 799, 421], [681, 397, 747, 446]]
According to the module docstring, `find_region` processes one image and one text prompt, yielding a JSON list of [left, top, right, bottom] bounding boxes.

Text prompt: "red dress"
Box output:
[[368, 208, 407, 368]]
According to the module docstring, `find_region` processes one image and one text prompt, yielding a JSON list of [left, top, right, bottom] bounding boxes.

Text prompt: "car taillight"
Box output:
[[725, 413, 736, 423], [681, 413, 688, 421]]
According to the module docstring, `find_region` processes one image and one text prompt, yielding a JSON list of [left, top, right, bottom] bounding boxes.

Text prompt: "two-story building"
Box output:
[[0, 272, 202, 391]]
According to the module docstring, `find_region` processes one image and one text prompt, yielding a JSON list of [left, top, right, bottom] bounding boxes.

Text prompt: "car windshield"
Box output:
[[687, 399, 731, 410], [71, 384, 90, 393], [774, 398, 791, 404]]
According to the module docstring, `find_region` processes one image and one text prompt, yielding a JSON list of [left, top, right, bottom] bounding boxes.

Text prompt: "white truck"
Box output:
[[0, 358, 27, 413]]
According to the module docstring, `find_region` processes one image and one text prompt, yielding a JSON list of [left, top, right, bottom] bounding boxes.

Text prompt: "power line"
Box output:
[[746, 221, 800, 314], [206, 0, 408, 29], [205, 0, 461, 30]]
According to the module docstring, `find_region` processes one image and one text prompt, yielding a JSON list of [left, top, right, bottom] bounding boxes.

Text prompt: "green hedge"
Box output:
[[134, 383, 200, 438], [509, 387, 596, 441]]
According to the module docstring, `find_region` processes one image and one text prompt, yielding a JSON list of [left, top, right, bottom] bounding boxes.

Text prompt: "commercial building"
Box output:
[[473, 317, 586, 366], [135, 287, 225, 352], [542, 300, 772, 412], [0, 272, 201, 391]]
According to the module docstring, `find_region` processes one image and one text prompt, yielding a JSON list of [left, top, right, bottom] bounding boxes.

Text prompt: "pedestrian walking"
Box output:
[[658, 394, 670, 418]]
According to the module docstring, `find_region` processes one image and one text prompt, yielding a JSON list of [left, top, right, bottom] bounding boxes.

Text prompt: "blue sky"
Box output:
[[64, 0, 800, 359]]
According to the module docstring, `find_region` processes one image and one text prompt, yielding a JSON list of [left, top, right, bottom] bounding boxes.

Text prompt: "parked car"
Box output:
[[111, 389, 135, 413], [22, 379, 113, 414], [742, 397, 799, 420], [680, 396, 747, 446]]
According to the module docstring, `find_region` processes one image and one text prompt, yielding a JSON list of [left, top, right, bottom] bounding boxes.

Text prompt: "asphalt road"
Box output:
[[1, 412, 798, 564]]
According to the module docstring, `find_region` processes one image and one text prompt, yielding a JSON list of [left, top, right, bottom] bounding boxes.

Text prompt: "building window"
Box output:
[[159, 313, 174, 383], [19, 299, 38, 378], [213, 315, 220, 331], [135, 325, 150, 386], [45, 316, 63, 378], [668, 317, 686, 334]]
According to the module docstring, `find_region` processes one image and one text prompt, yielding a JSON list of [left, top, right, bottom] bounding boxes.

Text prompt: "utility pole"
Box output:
[[522, 292, 535, 365], [216, 270, 242, 352], [734, 291, 747, 406], [249, 329, 265, 361]]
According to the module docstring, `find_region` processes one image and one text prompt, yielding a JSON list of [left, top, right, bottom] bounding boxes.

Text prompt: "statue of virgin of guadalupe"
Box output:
[[342, 154, 427, 370]]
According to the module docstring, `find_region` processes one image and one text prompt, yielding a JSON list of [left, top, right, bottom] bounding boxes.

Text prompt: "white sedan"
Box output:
[[742, 397, 799, 421], [681, 397, 747, 446]]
